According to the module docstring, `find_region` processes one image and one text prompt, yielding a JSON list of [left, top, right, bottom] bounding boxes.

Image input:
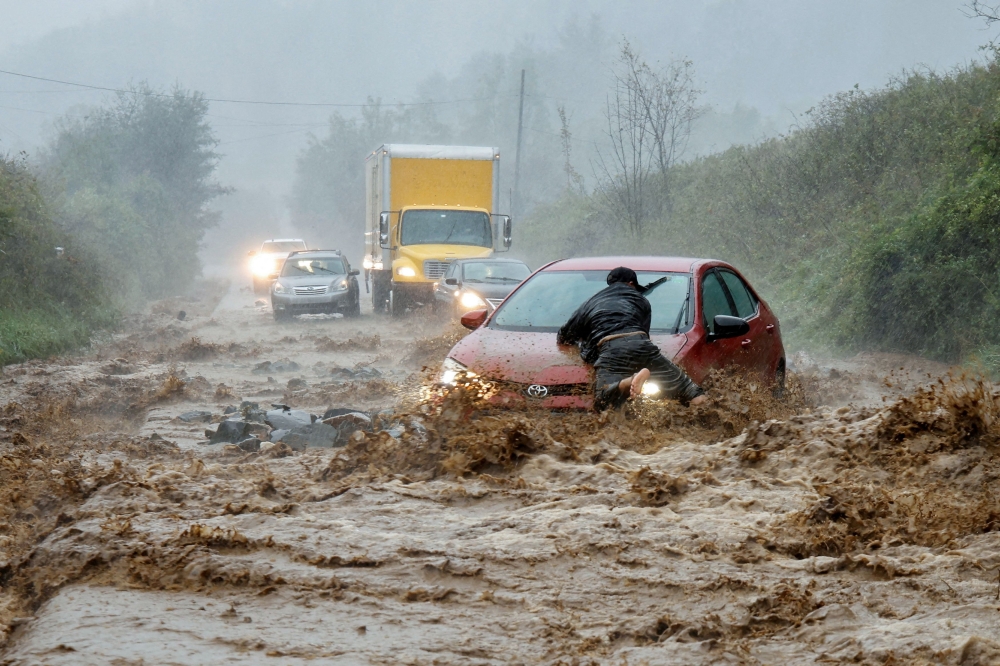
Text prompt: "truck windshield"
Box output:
[[491, 270, 690, 332], [401, 210, 492, 248]]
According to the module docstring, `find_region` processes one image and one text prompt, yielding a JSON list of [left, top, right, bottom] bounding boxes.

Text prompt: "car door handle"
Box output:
[[766, 324, 775, 334], [741, 339, 752, 347]]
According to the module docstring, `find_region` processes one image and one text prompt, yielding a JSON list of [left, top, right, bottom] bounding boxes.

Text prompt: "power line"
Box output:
[[0, 68, 509, 109]]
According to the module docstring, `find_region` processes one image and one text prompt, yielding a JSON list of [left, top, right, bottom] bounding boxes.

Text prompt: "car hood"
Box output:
[[448, 327, 689, 385], [279, 274, 345, 285]]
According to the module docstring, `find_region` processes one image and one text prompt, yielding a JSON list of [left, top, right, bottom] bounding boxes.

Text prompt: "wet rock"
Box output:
[[278, 422, 341, 450], [177, 310, 187, 321], [223, 406, 239, 415], [328, 366, 382, 381], [206, 419, 251, 444], [322, 407, 367, 420], [265, 406, 313, 430], [322, 411, 373, 442], [101, 359, 136, 375], [254, 299, 267, 307], [269, 428, 289, 442], [252, 359, 300, 374], [177, 410, 212, 423], [286, 378, 307, 390], [237, 437, 261, 452], [239, 401, 267, 423]]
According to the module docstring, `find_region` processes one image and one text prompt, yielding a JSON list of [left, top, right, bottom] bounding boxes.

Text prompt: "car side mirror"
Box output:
[[348, 269, 360, 276], [502, 215, 512, 249], [379, 212, 390, 248], [247, 250, 257, 257], [461, 308, 488, 330], [709, 315, 750, 341], [445, 277, 458, 286]]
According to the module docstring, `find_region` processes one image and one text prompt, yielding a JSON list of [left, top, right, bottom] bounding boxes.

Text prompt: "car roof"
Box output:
[[453, 257, 527, 264], [544, 256, 711, 273], [263, 238, 306, 243], [289, 249, 340, 255]]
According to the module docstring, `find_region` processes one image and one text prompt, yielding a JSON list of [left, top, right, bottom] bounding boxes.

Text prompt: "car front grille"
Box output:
[[293, 285, 328, 295], [485, 298, 504, 310], [423, 260, 450, 279], [491, 380, 589, 399]]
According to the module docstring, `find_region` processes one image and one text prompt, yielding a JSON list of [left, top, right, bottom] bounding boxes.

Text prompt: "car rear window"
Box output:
[[491, 270, 690, 332]]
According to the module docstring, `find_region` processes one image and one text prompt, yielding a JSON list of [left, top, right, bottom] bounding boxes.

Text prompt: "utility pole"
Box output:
[[513, 68, 525, 219]]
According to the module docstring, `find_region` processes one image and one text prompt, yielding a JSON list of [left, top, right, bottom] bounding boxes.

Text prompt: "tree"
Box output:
[[594, 40, 702, 237]]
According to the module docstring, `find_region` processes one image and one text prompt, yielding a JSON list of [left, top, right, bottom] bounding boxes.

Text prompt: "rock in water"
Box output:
[[206, 420, 250, 444]]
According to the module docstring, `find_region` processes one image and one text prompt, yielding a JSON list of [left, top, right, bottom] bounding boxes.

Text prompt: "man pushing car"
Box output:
[[557, 266, 708, 410]]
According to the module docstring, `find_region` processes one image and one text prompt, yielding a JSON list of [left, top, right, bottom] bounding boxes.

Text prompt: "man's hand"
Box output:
[[690, 394, 708, 406]]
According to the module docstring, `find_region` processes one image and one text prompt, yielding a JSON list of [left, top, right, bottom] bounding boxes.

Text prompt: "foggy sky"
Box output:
[[0, 0, 992, 201]]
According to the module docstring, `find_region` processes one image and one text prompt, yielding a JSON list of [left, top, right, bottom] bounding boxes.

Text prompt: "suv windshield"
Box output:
[[262, 241, 306, 253], [463, 262, 530, 283], [491, 270, 690, 332], [281, 257, 345, 277], [401, 210, 492, 247]]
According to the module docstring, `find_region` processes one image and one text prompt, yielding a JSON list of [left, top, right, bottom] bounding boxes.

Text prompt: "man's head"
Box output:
[[607, 266, 639, 289]]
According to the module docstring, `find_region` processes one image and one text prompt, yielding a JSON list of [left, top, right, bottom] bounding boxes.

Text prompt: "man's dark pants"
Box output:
[[592, 336, 697, 410]]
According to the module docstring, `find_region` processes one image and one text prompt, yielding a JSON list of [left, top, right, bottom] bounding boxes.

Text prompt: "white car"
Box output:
[[248, 239, 307, 294]]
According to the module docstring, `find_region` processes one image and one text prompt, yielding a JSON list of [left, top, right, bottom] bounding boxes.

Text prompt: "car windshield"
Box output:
[[280, 257, 345, 277], [491, 270, 690, 332], [462, 262, 530, 283], [401, 210, 492, 247], [262, 241, 306, 253]]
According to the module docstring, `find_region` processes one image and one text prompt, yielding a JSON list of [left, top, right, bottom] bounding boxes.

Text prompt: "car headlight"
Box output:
[[397, 266, 416, 277], [439, 357, 475, 385], [251, 256, 276, 277], [460, 291, 486, 309], [641, 381, 660, 396], [272, 282, 286, 294], [334, 278, 348, 291]]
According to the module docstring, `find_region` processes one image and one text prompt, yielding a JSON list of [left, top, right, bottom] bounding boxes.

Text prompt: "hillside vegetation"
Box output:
[[519, 60, 1000, 365], [0, 86, 223, 365]]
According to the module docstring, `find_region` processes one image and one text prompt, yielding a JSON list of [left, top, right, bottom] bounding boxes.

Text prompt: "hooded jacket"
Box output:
[[556, 282, 651, 363]]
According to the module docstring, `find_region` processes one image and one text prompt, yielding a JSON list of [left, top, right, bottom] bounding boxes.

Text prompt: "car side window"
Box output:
[[719, 270, 757, 319], [701, 270, 734, 333]]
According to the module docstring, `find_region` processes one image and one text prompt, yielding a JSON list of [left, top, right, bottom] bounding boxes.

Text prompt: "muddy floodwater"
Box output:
[[1, 281, 999, 665]]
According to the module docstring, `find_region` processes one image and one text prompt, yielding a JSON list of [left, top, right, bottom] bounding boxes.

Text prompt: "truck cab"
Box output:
[[363, 144, 512, 316]]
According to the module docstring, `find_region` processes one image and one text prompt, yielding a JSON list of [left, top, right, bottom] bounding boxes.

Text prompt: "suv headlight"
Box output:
[[272, 282, 286, 294], [440, 357, 474, 385], [334, 278, 349, 291]]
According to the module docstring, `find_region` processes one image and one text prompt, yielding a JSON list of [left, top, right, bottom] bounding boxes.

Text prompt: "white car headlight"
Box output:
[[334, 278, 348, 291], [272, 282, 286, 294], [439, 357, 475, 385], [397, 266, 416, 277], [641, 381, 660, 396], [251, 256, 276, 277], [460, 291, 486, 309]]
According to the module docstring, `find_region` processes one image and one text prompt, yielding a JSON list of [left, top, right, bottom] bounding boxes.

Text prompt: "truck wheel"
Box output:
[[389, 288, 407, 317]]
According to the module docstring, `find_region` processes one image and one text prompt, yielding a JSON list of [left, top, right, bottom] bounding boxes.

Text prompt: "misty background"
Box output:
[[0, 0, 991, 266]]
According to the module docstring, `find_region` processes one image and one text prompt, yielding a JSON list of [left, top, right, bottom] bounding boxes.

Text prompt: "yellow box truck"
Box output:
[[363, 144, 512, 315]]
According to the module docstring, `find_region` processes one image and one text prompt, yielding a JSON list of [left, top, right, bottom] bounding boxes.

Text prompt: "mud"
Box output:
[[0, 283, 999, 664]]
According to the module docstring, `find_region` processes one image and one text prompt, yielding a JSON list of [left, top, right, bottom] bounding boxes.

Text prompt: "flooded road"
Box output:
[[1, 281, 998, 665]]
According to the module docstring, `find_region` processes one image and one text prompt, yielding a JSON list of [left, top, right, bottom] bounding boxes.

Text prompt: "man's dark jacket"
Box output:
[[557, 282, 650, 363]]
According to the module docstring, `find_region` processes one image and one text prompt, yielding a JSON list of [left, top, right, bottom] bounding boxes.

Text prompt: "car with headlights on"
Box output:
[[248, 239, 308, 294], [270, 250, 361, 321], [440, 256, 785, 409], [433, 258, 531, 315]]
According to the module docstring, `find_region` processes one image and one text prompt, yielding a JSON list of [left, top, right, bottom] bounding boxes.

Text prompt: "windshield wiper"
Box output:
[[485, 276, 522, 282]]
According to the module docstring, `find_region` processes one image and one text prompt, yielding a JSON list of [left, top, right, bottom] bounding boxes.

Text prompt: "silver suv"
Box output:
[[270, 251, 361, 321]]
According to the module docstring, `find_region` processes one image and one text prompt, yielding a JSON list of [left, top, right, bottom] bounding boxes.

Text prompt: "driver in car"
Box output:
[[557, 267, 708, 410]]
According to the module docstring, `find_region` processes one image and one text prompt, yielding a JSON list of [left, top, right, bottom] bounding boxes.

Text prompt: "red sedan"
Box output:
[[441, 256, 785, 409]]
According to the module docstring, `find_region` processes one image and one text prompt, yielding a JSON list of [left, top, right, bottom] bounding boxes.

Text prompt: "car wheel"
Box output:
[[346, 292, 361, 318], [772, 362, 786, 399]]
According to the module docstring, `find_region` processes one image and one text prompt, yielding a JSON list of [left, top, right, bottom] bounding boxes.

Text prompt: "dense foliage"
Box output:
[[0, 156, 114, 364], [43, 85, 224, 303], [518, 60, 1000, 364]]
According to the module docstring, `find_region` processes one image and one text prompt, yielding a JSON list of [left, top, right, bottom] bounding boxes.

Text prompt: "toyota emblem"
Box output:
[[526, 384, 549, 399]]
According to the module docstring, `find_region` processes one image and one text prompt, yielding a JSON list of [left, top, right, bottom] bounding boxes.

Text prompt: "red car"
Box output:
[[441, 256, 785, 409]]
